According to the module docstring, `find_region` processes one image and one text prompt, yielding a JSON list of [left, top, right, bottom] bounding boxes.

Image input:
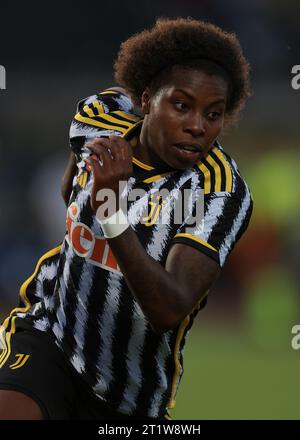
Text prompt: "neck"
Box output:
[[132, 122, 162, 168], [132, 139, 158, 168]]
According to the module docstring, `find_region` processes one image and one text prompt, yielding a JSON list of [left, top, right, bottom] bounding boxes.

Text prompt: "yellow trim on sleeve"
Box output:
[[113, 111, 141, 122], [82, 104, 96, 118], [173, 233, 218, 252], [196, 161, 211, 194], [93, 100, 105, 115], [212, 147, 233, 192], [97, 112, 133, 128], [206, 154, 222, 192], [74, 113, 128, 134]]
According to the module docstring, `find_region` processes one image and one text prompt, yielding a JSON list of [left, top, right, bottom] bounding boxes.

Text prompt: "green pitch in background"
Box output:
[[172, 287, 300, 421]]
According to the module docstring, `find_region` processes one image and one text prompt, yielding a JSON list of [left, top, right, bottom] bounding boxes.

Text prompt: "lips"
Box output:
[[173, 142, 203, 152], [172, 143, 202, 163]]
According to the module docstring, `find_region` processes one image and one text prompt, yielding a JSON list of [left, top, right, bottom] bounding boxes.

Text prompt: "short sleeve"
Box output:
[[69, 89, 139, 154], [171, 188, 253, 267]]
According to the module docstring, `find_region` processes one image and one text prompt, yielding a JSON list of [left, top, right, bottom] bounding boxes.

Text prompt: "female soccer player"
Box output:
[[0, 18, 252, 419]]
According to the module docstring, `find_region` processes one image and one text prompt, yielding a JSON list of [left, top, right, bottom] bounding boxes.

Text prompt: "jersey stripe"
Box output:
[[74, 113, 129, 133], [96, 112, 134, 128], [219, 189, 252, 266], [196, 161, 211, 194], [209, 150, 226, 191], [212, 147, 233, 192], [113, 111, 141, 123], [82, 104, 96, 118], [206, 154, 222, 192], [92, 99, 105, 115]]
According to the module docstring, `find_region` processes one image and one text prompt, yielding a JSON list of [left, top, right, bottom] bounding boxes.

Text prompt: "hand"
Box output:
[[85, 136, 133, 213]]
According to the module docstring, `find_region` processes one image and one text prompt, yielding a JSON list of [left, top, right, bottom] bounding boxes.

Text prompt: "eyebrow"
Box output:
[[174, 88, 226, 106]]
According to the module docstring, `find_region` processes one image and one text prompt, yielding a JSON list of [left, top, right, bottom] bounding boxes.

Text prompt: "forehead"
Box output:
[[161, 66, 228, 100]]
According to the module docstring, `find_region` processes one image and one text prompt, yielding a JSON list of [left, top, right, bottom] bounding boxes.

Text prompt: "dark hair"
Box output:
[[114, 17, 251, 123]]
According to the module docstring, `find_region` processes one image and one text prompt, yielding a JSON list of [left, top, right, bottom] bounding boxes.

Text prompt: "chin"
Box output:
[[169, 158, 197, 170]]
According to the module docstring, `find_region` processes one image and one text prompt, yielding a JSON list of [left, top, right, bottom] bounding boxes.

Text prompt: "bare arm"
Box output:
[[86, 137, 221, 334], [108, 229, 220, 333], [61, 152, 77, 206]]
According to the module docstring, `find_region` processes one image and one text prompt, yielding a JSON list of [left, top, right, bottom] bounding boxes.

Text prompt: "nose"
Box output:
[[183, 113, 206, 137]]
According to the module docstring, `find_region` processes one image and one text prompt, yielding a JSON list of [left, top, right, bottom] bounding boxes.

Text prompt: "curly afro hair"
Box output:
[[114, 17, 251, 123]]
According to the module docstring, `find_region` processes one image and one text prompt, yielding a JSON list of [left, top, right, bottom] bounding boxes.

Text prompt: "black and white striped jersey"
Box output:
[[8, 90, 253, 418]]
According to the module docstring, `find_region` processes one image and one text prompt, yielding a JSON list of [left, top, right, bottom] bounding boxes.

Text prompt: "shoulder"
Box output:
[[195, 141, 251, 199], [75, 88, 135, 115], [70, 88, 142, 151]]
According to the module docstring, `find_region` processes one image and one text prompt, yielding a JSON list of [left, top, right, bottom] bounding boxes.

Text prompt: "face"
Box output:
[[139, 66, 228, 170]]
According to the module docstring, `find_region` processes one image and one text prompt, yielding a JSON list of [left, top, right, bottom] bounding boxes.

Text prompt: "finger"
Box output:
[[107, 136, 133, 179], [86, 138, 110, 156], [99, 146, 113, 171], [85, 157, 103, 182], [87, 143, 113, 171], [109, 135, 132, 162], [93, 136, 123, 161], [86, 137, 110, 146], [121, 139, 133, 163], [84, 154, 101, 171], [88, 144, 115, 160], [105, 136, 122, 162]]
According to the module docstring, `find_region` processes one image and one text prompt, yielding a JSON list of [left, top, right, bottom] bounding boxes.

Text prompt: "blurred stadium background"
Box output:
[[0, 0, 299, 420]]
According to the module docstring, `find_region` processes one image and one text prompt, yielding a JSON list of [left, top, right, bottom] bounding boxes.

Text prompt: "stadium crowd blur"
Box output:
[[0, 0, 299, 340]]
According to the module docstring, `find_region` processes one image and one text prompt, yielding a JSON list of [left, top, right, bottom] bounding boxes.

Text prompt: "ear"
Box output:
[[141, 88, 151, 115]]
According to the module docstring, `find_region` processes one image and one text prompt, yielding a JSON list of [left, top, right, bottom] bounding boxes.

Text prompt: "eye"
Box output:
[[174, 101, 189, 111], [207, 111, 222, 121]]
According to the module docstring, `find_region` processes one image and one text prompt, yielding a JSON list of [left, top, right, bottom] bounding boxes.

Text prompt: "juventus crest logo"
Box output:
[[9, 353, 30, 370], [142, 193, 167, 226]]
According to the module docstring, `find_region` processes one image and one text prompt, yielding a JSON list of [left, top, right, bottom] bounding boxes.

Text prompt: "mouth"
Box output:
[[174, 143, 203, 153], [172, 143, 203, 163]]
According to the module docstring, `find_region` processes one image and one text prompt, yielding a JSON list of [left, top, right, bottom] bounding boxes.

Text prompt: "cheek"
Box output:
[[208, 120, 224, 139], [148, 113, 171, 147]]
